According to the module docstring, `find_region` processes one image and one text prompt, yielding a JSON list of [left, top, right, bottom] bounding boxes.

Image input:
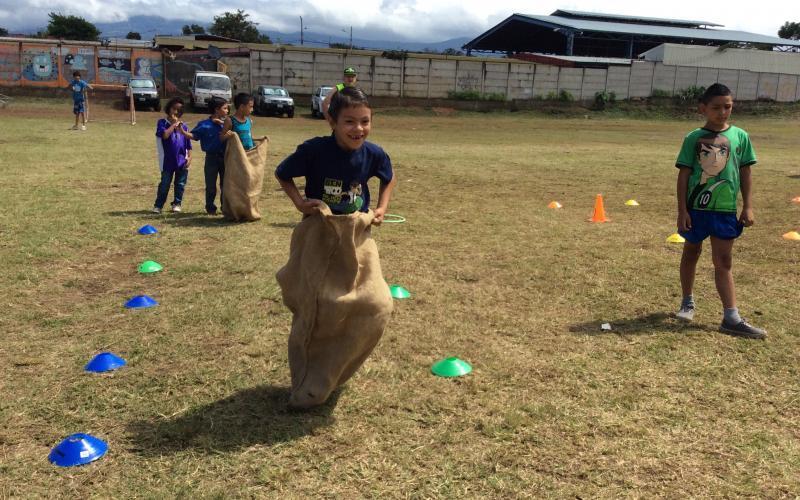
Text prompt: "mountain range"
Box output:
[[17, 15, 473, 53]]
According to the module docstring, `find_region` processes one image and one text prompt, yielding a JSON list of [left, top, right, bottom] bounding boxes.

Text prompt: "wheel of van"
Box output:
[[123, 99, 130, 111], [287, 109, 294, 118], [154, 101, 162, 112]]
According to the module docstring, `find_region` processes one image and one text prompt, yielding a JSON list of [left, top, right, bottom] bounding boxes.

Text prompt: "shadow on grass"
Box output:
[[128, 385, 340, 455], [569, 312, 708, 336], [270, 221, 298, 229], [788, 174, 800, 179], [106, 210, 160, 217]]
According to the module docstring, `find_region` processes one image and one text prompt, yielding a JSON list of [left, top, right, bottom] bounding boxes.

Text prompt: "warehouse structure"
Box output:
[[464, 10, 800, 58]]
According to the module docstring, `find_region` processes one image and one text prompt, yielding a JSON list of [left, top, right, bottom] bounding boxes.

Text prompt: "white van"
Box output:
[[189, 71, 232, 110]]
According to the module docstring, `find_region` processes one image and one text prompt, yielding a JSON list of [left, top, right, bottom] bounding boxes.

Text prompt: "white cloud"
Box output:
[[0, 0, 790, 41]]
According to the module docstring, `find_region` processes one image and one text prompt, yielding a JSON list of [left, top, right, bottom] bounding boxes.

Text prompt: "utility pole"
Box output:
[[342, 26, 353, 51], [300, 16, 304, 45]]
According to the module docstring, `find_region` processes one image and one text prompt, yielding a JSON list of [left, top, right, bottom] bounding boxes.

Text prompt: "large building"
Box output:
[[464, 10, 800, 58]]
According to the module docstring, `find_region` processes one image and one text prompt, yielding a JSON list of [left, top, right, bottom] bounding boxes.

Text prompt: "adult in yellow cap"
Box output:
[[322, 66, 358, 121]]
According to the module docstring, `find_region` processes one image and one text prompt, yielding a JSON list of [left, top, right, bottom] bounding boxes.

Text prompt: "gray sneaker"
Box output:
[[676, 304, 695, 321], [719, 319, 766, 339]]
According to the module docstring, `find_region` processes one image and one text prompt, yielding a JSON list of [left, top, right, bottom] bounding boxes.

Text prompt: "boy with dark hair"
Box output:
[[187, 97, 229, 215], [276, 86, 395, 220], [152, 97, 192, 213], [274, 86, 396, 408], [67, 71, 92, 130], [674, 83, 765, 339]]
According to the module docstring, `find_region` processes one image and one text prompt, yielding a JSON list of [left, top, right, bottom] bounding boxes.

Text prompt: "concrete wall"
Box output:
[[3, 39, 800, 102]]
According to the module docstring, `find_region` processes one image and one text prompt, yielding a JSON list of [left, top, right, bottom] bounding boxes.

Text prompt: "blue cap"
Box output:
[[124, 295, 158, 309], [85, 352, 127, 373], [137, 225, 158, 235], [49, 433, 108, 467]]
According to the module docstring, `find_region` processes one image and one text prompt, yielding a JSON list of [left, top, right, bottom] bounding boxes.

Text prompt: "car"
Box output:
[[189, 71, 232, 111], [311, 85, 334, 118], [253, 85, 294, 117], [124, 76, 160, 111]]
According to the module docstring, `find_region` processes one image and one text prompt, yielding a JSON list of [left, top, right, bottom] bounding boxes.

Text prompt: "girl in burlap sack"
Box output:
[[275, 87, 397, 408]]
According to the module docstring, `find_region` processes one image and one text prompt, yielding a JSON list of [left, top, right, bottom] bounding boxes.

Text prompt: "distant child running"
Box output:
[[188, 97, 229, 215], [276, 86, 396, 221], [68, 71, 92, 130], [674, 83, 765, 339], [222, 93, 255, 150], [152, 97, 192, 213]]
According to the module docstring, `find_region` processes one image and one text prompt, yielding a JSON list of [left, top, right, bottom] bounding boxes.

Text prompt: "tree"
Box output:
[[209, 10, 270, 43], [0, 27, 8, 37], [778, 21, 800, 40], [46, 12, 100, 41], [126, 31, 141, 40], [182, 24, 205, 35], [442, 48, 464, 56]]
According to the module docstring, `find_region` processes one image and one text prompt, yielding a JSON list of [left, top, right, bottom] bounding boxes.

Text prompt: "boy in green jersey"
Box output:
[[674, 83, 765, 339], [322, 67, 358, 121]]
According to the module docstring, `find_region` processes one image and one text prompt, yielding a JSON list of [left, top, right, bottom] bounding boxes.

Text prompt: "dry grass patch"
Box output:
[[1, 99, 799, 497]]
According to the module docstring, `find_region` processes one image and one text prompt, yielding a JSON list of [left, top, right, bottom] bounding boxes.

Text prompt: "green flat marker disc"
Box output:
[[431, 357, 472, 377], [138, 260, 163, 274], [389, 285, 410, 299]]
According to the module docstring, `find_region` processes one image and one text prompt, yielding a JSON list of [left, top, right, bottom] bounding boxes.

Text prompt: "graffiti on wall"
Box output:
[[98, 48, 131, 84], [133, 55, 162, 81], [60, 46, 95, 82], [165, 55, 216, 96], [21, 46, 59, 82], [0, 43, 21, 83]]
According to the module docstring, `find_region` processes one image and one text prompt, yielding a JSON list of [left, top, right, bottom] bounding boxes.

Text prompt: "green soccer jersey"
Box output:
[[675, 125, 756, 213]]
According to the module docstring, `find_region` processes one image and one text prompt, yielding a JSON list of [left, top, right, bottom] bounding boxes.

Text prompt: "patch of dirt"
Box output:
[[431, 107, 458, 116]]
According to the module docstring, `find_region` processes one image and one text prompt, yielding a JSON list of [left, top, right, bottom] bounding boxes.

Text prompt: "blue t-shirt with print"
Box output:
[[190, 118, 225, 154], [70, 79, 88, 103], [275, 135, 393, 214]]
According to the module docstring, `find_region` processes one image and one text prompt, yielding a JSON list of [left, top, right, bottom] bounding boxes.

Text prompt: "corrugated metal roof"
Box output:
[[551, 9, 722, 28], [516, 14, 800, 47]]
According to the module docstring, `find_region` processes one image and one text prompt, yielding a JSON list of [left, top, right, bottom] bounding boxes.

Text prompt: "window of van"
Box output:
[[196, 76, 231, 91]]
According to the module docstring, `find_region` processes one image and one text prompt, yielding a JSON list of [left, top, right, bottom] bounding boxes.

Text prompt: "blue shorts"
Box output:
[[73, 101, 85, 115], [680, 209, 743, 244]]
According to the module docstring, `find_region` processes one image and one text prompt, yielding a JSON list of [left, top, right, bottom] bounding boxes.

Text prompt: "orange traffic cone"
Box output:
[[589, 194, 610, 223], [792, 196, 800, 204], [548, 201, 562, 209]]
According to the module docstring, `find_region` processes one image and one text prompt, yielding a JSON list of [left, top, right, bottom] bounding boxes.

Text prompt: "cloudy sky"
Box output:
[[0, 0, 794, 41]]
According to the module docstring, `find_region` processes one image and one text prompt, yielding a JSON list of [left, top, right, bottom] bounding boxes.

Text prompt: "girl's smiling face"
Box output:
[[331, 104, 371, 151]]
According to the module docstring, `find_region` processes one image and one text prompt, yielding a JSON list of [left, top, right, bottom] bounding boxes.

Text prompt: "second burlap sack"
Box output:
[[276, 204, 393, 408], [222, 134, 269, 222]]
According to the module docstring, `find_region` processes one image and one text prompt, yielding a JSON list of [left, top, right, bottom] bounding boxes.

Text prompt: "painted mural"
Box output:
[[98, 48, 131, 84], [21, 45, 59, 82], [0, 43, 21, 84], [132, 52, 163, 82], [165, 55, 216, 96], [60, 46, 95, 82]]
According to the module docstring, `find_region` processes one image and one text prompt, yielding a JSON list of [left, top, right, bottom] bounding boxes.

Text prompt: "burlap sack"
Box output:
[[222, 133, 268, 222], [276, 204, 394, 408]]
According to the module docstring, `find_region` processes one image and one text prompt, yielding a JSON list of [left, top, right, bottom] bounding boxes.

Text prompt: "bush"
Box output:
[[676, 85, 706, 102], [447, 90, 506, 101], [594, 90, 616, 109], [651, 89, 671, 98]]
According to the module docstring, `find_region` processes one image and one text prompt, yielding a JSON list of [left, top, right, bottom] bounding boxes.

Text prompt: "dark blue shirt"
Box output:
[[276, 136, 393, 214], [190, 118, 225, 154]]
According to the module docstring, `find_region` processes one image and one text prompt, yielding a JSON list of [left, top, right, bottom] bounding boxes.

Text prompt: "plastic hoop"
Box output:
[[382, 214, 406, 223]]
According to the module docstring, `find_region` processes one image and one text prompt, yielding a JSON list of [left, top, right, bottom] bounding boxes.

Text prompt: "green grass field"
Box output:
[[1, 98, 799, 497]]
